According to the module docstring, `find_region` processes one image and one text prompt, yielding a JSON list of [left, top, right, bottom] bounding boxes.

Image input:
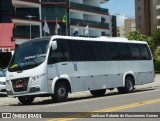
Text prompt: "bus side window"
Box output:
[[48, 40, 69, 64], [118, 43, 131, 60], [78, 41, 95, 61], [93, 41, 109, 61], [138, 44, 151, 60], [129, 44, 141, 60], [66, 40, 82, 61], [106, 42, 121, 60]]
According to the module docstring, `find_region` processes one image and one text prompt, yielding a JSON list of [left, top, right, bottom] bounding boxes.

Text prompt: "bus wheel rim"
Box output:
[[126, 80, 133, 91], [57, 87, 66, 97]]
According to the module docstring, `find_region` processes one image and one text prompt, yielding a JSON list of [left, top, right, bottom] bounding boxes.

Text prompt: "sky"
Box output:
[[101, 0, 135, 26]]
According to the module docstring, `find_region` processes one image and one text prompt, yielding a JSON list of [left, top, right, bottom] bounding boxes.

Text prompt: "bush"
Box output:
[[154, 60, 160, 72]]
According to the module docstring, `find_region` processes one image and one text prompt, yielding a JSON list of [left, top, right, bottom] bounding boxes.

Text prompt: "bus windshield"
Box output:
[[8, 39, 50, 72]]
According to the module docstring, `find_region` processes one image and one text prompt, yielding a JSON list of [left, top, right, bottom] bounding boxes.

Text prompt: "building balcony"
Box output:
[[13, 27, 40, 39], [70, 2, 109, 15], [40, 0, 67, 5], [100, 0, 109, 3], [12, 0, 40, 8], [24, 0, 40, 2], [157, 15, 160, 20], [70, 18, 109, 30], [13, 10, 40, 21], [41, 0, 66, 2]]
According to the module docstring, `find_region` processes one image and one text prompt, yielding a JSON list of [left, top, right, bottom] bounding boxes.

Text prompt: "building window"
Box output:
[[138, 16, 140, 20]]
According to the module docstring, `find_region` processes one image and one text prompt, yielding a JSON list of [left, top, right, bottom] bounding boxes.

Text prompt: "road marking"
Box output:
[[44, 89, 160, 108], [47, 98, 160, 121]]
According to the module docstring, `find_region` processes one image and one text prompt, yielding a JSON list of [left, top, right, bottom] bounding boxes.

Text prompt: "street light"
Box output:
[[26, 15, 36, 39]]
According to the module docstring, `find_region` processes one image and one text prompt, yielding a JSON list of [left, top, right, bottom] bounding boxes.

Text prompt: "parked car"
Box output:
[[0, 68, 7, 96]]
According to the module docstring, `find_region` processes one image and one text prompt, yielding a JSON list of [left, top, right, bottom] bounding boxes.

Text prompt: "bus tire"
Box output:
[[117, 76, 134, 93], [51, 82, 68, 102], [90, 89, 106, 97], [18, 97, 34, 105]]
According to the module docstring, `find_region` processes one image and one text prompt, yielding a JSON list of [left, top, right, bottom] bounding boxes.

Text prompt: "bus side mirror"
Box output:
[[51, 41, 57, 50]]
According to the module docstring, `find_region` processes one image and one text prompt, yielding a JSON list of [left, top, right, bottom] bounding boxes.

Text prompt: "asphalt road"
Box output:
[[0, 76, 160, 121]]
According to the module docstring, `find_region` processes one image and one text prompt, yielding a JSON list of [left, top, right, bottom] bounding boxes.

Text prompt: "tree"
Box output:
[[151, 29, 160, 46], [127, 30, 155, 52]]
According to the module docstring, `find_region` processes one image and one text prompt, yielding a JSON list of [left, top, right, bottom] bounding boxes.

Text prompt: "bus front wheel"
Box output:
[[90, 89, 106, 97], [18, 97, 34, 105], [51, 82, 68, 102], [117, 76, 134, 93]]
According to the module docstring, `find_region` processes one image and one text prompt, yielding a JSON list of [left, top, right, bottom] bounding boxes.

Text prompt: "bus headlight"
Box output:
[[31, 74, 45, 83], [0, 81, 5, 85]]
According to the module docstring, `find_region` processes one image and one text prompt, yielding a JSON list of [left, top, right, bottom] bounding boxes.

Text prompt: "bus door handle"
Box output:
[[62, 63, 68, 65]]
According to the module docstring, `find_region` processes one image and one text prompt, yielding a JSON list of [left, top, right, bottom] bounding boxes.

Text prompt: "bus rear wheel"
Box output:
[[117, 76, 134, 93], [90, 89, 106, 97], [51, 82, 68, 102], [18, 97, 34, 105]]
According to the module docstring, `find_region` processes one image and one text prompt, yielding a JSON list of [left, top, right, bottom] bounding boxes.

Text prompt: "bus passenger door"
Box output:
[[47, 64, 57, 93]]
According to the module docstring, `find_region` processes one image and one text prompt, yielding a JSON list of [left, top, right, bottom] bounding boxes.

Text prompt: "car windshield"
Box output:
[[0, 69, 5, 77], [8, 38, 50, 72]]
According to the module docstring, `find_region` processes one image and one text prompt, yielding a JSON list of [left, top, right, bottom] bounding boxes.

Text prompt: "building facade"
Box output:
[[117, 26, 125, 37], [0, 0, 116, 49], [124, 19, 135, 37], [135, 0, 157, 35], [157, 0, 160, 28], [117, 19, 135, 37]]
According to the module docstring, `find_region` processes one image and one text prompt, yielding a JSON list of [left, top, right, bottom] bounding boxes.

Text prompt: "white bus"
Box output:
[[6, 36, 154, 104]]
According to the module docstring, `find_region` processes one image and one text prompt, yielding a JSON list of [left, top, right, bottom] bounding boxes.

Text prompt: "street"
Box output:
[[0, 75, 160, 121]]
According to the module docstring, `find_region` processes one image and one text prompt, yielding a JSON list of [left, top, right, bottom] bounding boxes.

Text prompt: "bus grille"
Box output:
[[11, 78, 29, 92]]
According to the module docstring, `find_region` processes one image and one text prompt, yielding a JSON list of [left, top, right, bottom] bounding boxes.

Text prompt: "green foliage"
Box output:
[[127, 30, 155, 52], [127, 29, 160, 58], [151, 29, 160, 45], [155, 49, 160, 56], [127, 30, 146, 41], [154, 60, 160, 72]]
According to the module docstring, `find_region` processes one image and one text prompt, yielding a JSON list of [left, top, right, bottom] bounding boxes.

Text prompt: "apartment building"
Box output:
[[0, 0, 116, 50], [157, 0, 160, 28], [117, 19, 135, 37], [124, 19, 135, 36], [117, 26, 125, 37], [135, 0, 157, 35]]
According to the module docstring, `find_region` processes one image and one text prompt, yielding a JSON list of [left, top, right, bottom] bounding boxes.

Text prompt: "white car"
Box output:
[[0, 68, 6, 95]]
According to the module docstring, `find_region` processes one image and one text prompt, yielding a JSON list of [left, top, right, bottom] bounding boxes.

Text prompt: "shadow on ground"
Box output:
[[9, 87, 157, 106]]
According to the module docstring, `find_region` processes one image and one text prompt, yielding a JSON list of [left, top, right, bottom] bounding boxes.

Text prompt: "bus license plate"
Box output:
[[16, 84, 23, 88]]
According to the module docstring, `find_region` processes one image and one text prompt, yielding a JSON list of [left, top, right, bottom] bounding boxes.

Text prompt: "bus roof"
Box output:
[[23, 35, 147, 45], [50, 35, 147, 44]]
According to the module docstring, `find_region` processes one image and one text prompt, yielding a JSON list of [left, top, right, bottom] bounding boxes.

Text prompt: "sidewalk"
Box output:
[[135, 74, 160, 89], [0, 75, 160, 106]]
